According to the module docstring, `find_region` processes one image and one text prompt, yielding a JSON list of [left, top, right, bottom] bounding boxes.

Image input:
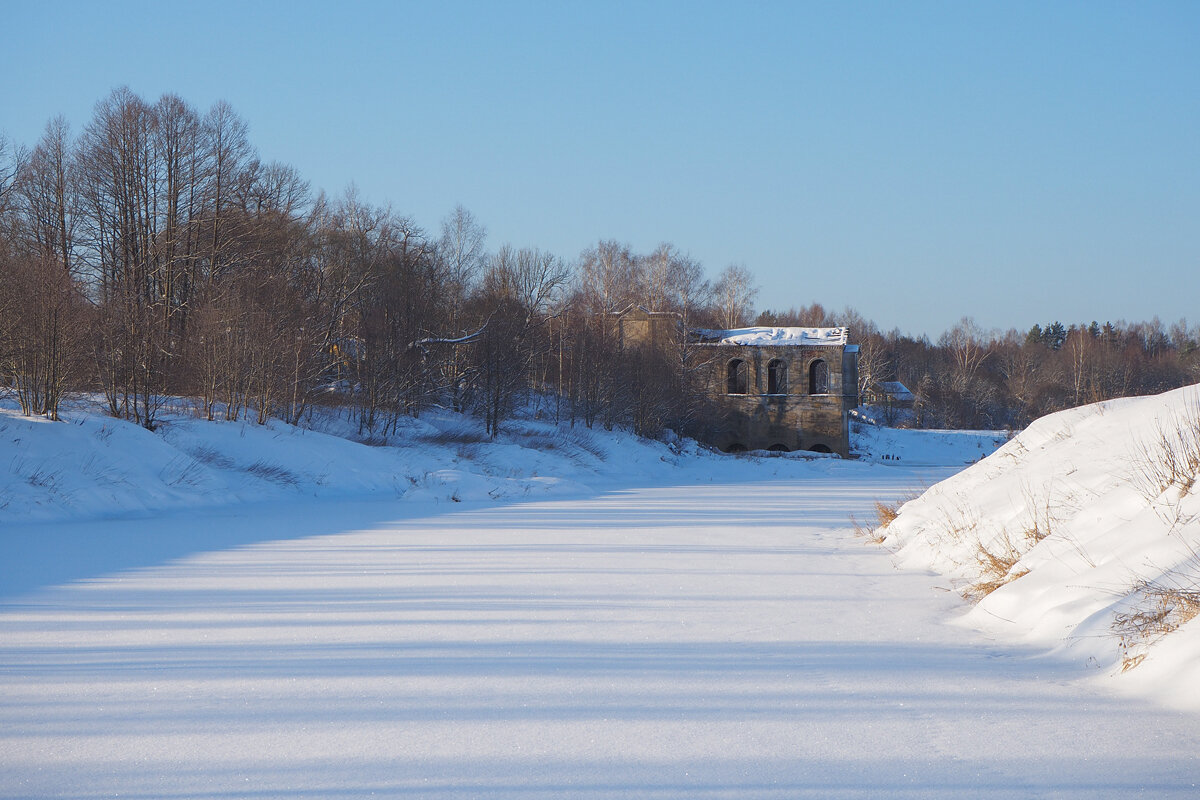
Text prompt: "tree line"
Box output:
[[1, 88, 1196, 438], [759, 306, 1200, 430]]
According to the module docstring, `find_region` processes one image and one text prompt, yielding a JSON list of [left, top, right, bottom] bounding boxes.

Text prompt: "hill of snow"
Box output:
[[877, 384, 1200, 708]]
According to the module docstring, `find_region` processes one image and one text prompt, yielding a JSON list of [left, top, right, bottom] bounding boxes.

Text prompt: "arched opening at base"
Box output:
[[767, 443, 791, 452], [806, 443, 833, 454], [722, 442, 748, 453]]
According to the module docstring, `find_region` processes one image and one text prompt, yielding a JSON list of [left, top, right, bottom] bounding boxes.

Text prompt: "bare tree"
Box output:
[[940, 316, 990, 392], [996, 331, 1051, 426], [434, 205, 487, 410], [640, 243, 711, 327], [0, 133, 27, 219], [438, 204, 487, 295], [339, 204, 441, 433], [664, 251, 709, 324], [482, 245, 570, 320], [0, 252, 90, 419], [467, 245, 571, 433], [712, 263, 758, 329], [75, 88, 169, 426], [577, 239, 639, 314], [14, 118, 77, 274], [73, 88, 257, 427], [468, 295, 528, 437], [201, 99, 253, 287], [855, 335, 886, 402], [642, 243, 677, 311], [0, 120, 89, 420]]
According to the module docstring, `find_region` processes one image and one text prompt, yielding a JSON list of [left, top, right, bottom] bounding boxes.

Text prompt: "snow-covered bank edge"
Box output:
[[3, 398, 870, 599], [0, 400, 683, 524], [874, 384, 1200, 710], [2, 395, 1009, 527]]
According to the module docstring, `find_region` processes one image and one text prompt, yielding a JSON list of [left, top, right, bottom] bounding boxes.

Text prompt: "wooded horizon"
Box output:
[[2, 88, 1196, 436]]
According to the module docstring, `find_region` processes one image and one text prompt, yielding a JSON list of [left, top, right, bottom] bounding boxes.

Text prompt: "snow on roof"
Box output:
[[693, 326, 849, 346], [876, 381, 914, 398]]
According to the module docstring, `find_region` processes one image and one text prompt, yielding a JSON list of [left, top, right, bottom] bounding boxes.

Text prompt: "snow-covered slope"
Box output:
[[0, 402, 683, 522], [4, 398, 928, 525], [878, 384, 1200, 708]]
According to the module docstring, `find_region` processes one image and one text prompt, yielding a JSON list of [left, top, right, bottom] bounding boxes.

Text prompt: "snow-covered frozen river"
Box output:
[[2, 471, 1199, 798]]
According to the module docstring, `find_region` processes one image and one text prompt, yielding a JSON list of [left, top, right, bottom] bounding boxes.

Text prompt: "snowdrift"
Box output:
[[1, 398, 903, 526], [878, 384, 1200, 708], [0, 402, 687, 522]]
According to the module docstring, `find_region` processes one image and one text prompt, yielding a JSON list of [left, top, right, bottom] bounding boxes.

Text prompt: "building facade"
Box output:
[[692, 327, 859, 455], [614, 308, 860, 456]]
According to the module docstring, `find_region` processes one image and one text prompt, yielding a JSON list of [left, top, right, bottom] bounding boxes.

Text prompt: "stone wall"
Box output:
[[608, 307, 859, 456], [697, 344, 858, 455]]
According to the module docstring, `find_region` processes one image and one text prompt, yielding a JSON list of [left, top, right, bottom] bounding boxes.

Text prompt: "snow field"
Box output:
[[4, 475, 1199, 798]]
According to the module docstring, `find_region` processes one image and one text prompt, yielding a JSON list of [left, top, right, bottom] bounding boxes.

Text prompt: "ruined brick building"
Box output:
[[615, 307, 860, 456]]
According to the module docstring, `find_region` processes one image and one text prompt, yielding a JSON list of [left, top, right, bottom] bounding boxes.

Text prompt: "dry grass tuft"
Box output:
[[1113, 569, 1200, 671], [852, 490, 923, 544], [962, 532, 1029, 603], [243, 460, 300, 486], [190, 445, 234, 469], [422, 427, 490, 447], [1129, 392, 1200, 508], [874, 499, 902, 527], [850, 513, 888, 544], [1019, 481, 1064, 546], [555, 428, 608, 461]]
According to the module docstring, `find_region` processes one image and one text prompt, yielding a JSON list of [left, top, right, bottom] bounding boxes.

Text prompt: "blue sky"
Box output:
[[2, 1, 1197, 337]]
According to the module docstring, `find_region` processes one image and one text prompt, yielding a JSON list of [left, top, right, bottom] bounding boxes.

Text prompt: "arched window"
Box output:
[[767, 359, 787, 394], [726, 359, 748, 394], [809, 359, 829, 394]]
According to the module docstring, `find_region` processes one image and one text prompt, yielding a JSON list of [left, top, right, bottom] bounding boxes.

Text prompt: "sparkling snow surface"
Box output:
[[1, 404, 1198, 797]]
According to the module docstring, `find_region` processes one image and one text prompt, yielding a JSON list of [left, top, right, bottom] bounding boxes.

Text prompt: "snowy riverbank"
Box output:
[[0, 397, 1003, 526], [879, 384, 1200, 709], [1, 397, 985, 598]]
